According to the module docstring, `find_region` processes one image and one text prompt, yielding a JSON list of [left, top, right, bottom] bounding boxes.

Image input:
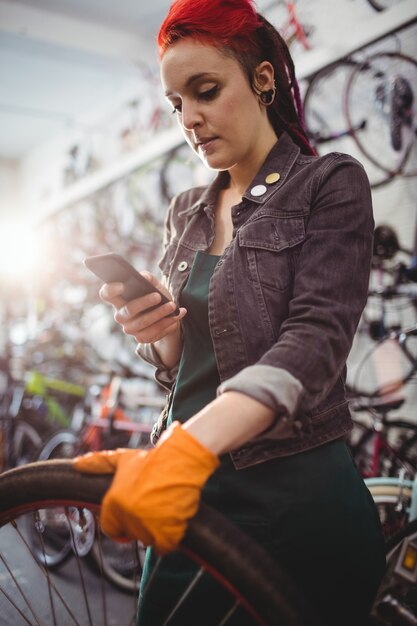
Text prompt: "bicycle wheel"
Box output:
[[367, 480, 413, 541], [35, 429, 143, 590], [12, 419, 43, 466], [344, 52, 417, 178], [303, 60, 358, 149], [37, 428, 79, 460], [0, 460, 321, 626], [303, 59, 395, 188], [24, 503, 81, 570]]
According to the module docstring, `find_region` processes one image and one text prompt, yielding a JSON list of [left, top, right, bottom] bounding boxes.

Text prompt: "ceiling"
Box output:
[[0, 0, 174, 161], [0, 0, 281, 163]]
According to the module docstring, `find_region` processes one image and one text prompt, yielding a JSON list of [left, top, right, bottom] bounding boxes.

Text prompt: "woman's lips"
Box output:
[[197, 137, 218, 153]]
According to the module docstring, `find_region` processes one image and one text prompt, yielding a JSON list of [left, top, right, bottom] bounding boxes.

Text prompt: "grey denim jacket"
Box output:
[[137, 132, 374, 469]]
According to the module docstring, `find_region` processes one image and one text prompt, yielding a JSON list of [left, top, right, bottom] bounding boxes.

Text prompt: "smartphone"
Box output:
[[83, 253, 179, 316]]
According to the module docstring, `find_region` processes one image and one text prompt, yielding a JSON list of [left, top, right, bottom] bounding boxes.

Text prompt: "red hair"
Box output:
[[158, 0, 315, 156], [158, 0, 261, 57]]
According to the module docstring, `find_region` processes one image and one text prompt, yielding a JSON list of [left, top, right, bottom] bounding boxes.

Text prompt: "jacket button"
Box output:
[[177, 261, 188, 272]]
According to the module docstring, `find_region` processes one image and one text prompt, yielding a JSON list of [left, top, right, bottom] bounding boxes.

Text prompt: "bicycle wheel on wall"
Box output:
[[0, 460, 321, 626], [303, 59, 396, 188], [344, 52, 417, 179]]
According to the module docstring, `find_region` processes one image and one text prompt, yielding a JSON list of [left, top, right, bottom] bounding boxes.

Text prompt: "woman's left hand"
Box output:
[[73, 422, 219, 554]]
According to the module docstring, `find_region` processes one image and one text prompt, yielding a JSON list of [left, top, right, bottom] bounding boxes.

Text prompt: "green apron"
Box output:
[[137, 251, 385, 626]]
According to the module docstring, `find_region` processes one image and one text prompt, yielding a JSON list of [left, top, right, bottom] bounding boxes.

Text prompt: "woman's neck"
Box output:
[[227, 131, 278, 196]]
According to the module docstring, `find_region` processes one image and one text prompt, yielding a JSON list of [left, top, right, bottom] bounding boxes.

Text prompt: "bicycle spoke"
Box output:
[[11, 517, 82, 625], [140, 554, 163, 598], [33, 511, 59, 626], [0, 585, 35, 626], [163, 567, 205, 625], [0, 552, 43, 626], [67, 508, 94, 626], [218, 600, 240, 626], [91, 534, 109, 626]]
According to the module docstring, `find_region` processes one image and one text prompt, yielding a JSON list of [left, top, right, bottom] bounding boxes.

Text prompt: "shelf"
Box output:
[[37, 125, 184, 223]]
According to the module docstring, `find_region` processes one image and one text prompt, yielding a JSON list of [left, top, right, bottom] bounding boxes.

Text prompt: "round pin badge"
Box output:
[[265, 172, 281, 184], [250, 184, 267, 197]]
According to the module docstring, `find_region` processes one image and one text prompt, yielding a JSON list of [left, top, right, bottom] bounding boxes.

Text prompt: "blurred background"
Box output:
[[0, 0, 416, 473]]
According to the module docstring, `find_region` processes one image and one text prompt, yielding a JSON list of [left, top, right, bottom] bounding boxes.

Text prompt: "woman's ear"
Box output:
[[253, 61, 275, 94]]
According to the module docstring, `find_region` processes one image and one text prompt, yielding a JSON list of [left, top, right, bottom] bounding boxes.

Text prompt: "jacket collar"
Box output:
[[242, 132, 301, 205], [178, 170, 228, 217], [178, 132, 301, 216]]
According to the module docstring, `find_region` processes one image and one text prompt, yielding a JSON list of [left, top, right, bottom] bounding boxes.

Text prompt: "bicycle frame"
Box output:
[[25, 369, 86, 428]]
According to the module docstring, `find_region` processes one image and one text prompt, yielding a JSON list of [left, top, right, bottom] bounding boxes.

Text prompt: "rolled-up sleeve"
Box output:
[[136, 342, 178, 390]]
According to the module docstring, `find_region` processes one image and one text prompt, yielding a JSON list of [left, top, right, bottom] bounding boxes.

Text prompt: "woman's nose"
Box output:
[[180, 101, 202, 131]]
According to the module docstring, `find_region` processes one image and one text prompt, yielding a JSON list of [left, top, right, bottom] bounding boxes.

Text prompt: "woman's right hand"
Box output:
[[99, 271, 187, 346]]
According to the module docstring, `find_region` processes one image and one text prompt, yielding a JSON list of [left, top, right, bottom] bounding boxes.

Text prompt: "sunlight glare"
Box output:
[[0, 221, 41, 278]]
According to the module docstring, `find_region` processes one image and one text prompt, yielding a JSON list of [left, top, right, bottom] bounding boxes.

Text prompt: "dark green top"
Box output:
[[168, 250, 221, 426]]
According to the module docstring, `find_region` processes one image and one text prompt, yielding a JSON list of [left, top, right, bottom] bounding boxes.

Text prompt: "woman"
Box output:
[[75, 0, 386, 624]]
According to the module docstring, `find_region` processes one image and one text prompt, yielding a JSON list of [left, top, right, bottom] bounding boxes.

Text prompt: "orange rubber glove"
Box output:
[[73, 421, 220, 554]]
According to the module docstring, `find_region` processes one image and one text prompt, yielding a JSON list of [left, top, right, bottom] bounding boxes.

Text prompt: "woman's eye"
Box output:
[[198, 86, 218, 101], [169, 86, 218, 114]]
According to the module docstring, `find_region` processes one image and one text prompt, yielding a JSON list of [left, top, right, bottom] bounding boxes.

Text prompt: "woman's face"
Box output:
[[160, 39, 275, 173]]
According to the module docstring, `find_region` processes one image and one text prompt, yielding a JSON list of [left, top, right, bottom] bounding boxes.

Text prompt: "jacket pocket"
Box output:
[[238, 216, 305, 292]]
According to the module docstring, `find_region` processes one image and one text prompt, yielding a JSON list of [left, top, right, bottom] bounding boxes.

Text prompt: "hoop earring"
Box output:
[[260, 87, 276, 106]]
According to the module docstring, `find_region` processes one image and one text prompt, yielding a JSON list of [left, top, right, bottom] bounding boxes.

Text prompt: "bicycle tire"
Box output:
[[303, 59, 395, 189], [12, 420, 43, 466], [343, 52, 417, 178], [37, 428, 79, 461], [303, 59, 358, 150], [0, 460, 321, 626]]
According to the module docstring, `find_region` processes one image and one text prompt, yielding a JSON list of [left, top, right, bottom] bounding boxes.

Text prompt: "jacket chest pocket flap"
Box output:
[[238, 216, 305, 292]]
